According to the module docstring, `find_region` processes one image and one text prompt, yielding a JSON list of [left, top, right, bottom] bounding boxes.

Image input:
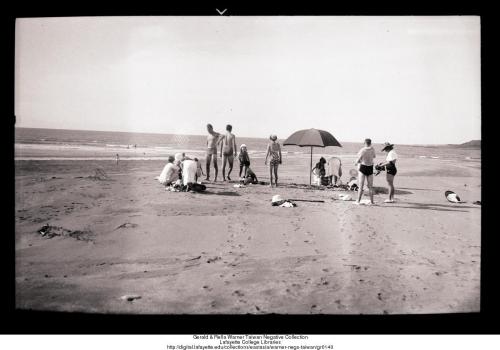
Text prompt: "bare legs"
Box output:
[[269, 164, 279, 187], [386, 173, 395, 201], [356, 172, 374, 204], [222, 155, 234, 181], [205, 154, 218, 182], [239, 164, 249, 178]]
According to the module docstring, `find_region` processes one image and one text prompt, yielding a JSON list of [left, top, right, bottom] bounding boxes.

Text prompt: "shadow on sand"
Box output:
[[198, 191, 241, 196], [388, 201, 476, 213]]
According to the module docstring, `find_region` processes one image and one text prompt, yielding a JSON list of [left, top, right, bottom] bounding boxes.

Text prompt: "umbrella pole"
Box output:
[[309, 146, 313, 186]]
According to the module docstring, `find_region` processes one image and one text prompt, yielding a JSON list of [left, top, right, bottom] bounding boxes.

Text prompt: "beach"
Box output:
[[15, 139, 481, 314]]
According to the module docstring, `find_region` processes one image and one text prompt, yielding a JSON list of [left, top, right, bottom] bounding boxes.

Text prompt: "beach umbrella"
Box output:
[[283, 128, 342, 185]]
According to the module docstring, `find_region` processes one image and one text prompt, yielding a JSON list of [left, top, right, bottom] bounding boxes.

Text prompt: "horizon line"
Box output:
[[14, 125, 480, 147]]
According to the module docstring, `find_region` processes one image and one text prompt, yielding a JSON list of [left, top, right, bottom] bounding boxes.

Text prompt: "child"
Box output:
[[347, 176, 359, 191], [238, 144, 250, 179], [243, 167, 259, 185], [312, 157, 326, 186], [265, 134, 282, 187], [194, 158, 204, 182]]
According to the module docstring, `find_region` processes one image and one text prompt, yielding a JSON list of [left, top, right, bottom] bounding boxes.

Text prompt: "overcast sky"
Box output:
[[15, 16, 480, 144]]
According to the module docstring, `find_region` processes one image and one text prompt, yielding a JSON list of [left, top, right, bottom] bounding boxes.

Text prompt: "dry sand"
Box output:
[[15, 156, 481, 314]]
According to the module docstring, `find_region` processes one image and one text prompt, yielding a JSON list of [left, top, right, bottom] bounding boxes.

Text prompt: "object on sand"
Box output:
[[233, 184, 245, 188], [271, 194, 297, 207], [288, 199, 325, 203], [120, 295, 142, 302], [338, 194, 353, 201], [445, 190, 464, 203], [473, 201, 481, 205]]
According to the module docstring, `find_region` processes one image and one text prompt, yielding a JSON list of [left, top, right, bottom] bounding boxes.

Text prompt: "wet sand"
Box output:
[[15, 156, 481, 314]]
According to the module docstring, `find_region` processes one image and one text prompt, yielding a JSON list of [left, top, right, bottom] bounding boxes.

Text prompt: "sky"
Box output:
[[15, 16, 481, 144]]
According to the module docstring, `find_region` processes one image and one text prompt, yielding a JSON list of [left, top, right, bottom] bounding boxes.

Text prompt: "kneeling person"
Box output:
[[243, 167, 259, 185]]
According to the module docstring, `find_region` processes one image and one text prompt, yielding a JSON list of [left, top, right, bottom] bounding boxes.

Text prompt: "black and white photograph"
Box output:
[[14, 15, 481, 316]]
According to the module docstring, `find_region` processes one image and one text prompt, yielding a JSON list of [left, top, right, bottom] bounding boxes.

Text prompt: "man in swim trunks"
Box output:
[[218, 124, 238, 181], [354, 138, 376, 205], [205, 124, 221, 182]]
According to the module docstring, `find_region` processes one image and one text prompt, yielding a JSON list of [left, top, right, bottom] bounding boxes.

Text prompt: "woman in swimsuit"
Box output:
[[377, 142, 398, 203], [265, 134, 282, 187], [354, 138, 376, 205]]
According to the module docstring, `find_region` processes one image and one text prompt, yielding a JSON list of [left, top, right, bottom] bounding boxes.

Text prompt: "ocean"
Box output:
[[15, 127, 481, 162]]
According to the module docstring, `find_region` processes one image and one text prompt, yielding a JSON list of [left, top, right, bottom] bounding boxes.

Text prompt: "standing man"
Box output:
[[354, 138, 376, 205], [218, 124, 238, 181], [205, 124, 221, 182]]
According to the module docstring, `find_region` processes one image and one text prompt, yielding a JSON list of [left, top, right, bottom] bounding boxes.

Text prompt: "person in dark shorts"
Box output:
[[354, 138, 376, 205], [377, 142, 398, 203]]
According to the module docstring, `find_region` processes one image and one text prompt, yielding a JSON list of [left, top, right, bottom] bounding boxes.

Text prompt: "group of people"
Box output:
[[353, 139, 398, 205], [311, 139, 398, 204], [158, 125, 398, 204], [158, 152, 205, 192], [205, 123, 282, 187]]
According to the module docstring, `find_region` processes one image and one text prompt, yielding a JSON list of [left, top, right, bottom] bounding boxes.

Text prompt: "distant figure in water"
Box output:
[[134, 144, 137, 149], [116, 154, 119, 164]]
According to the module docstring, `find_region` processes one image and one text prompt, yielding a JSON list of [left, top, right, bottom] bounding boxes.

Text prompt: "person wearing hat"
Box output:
[[238, 144, 251, 179], [377, 142, 398, 203], [265, 134, 282, 187]]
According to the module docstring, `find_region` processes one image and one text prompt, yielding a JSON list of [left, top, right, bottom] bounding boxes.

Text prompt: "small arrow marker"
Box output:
[[216, 8, 227, 15]]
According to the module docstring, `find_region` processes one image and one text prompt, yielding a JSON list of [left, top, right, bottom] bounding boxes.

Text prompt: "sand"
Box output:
[[15, 156, 481, 314]]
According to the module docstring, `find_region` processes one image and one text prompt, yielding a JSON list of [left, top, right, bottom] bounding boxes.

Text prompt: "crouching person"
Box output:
[[158, 156, 180, 186], [182, 158, 206, 192], [242, 167, 259, 185]]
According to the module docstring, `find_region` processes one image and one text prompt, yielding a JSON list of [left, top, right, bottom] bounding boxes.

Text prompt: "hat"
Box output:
[[174, 153, 183, 161], [240, 144, 247, 149], [381, 142, 394, 151], [270, 134, 278, 141], [271, 194, 284, 203]]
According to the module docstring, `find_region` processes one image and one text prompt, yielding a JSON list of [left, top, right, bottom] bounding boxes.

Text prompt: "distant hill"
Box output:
[[452, 140, 481, 149]]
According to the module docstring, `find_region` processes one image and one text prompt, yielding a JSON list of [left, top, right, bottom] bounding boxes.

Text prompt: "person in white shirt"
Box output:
[[377, 142, 398, 203], [354, 138, 376, 205], [158, 156, 180, 186]]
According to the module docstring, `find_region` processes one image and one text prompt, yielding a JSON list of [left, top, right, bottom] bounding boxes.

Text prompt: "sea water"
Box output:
[[15, 127, 481, 161]]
